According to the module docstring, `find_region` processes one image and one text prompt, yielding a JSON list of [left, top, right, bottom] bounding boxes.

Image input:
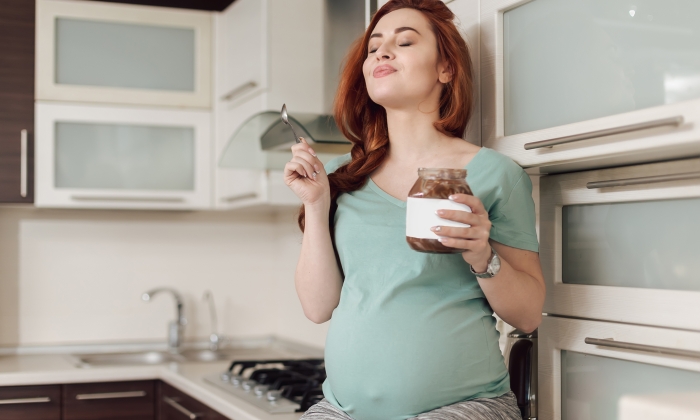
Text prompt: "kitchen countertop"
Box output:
[[0, 337, 324, 420]]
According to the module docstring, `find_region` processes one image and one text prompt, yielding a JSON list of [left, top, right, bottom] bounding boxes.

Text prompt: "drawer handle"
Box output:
[[586, 172, 700, 189], [0, 397, 51, 405], [76, 391, 147, 400], [585, 337, 700, 359], [221, 80, 258, 101], [70, 195, 186, 203], [523, 115, 683, 150], [20, 129, 28, 198], [164, 396, 201, 419], [220, 192, 258, 203]]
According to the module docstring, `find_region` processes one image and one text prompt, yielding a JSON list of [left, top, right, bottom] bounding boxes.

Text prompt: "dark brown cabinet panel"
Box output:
[[63, 380, 156, 420], [0, 384, 61, 420], [0, 0, 35, 203], [159, 382, 229, 420]]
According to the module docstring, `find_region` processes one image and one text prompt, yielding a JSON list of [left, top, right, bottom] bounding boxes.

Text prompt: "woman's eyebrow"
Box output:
[[369, 27, 421, 39]]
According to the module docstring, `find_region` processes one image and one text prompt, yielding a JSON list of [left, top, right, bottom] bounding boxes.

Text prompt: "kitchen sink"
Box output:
[[72, 343, 316, 367], [74, 350, 185, 366]]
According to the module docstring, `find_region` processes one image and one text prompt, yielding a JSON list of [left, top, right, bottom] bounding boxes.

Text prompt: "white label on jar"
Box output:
[[406, 197, 472, 239]]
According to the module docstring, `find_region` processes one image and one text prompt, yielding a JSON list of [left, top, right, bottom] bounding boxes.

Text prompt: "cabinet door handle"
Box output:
[[585, 337, 700, 359], [20, 129, 28, 198], [70, 195, 185, 203], [163, 396, 201, 419], [76, 391, 147, 400], [220, 192, 258, 203], [586, 171, 700, 189], [523, 116, 684, 150], [0, 397, 51, 405], [220, 81, 257, 101]]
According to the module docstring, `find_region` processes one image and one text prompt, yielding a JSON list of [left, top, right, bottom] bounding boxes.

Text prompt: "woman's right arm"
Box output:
[[284, 139, 343, 324]]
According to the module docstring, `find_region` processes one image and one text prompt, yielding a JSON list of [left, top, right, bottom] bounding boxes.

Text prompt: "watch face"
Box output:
[[487, 252, 501, 276]]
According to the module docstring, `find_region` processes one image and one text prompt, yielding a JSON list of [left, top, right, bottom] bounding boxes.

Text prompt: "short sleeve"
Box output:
[[324, 153, 352, 175], [488, 173, 539, 253]]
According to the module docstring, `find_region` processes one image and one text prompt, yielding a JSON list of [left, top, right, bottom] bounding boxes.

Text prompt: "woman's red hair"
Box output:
[[298, 0, 475, 233]]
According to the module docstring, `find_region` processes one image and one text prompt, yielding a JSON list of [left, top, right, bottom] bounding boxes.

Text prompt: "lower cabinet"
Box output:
[[0, 380, 230, 420], [0, 384, 61, 420], [63, 380, 155, 420], [159, 382, 228, 420]]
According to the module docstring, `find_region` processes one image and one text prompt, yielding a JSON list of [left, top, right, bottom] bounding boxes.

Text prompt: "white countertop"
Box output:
[[0, 338, 324, 420]]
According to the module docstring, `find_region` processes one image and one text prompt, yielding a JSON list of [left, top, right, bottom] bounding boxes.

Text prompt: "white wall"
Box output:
[[0, 206, 328, 350]]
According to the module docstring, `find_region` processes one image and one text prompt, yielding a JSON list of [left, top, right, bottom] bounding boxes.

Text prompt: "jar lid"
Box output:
[[417, 168, 467, 180]]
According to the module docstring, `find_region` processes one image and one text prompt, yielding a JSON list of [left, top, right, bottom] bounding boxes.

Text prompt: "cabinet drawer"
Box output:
[[63, 380, 155, 420], [159, 382, 228, 420], [0, 385, 61, 420], [540, 157, 700, 330]]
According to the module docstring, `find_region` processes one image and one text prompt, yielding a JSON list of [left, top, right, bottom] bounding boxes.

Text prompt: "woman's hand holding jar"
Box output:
[[432, 194, 493, 273], [284, 138, 330, 211]]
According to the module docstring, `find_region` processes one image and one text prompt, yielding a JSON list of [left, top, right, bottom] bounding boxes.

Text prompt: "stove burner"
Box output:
[[204, 358, 325, 413]]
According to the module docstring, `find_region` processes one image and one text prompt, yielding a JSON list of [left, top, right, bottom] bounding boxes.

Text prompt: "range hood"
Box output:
[[219, 0, 377, 170], [219, 111, 353, 170]]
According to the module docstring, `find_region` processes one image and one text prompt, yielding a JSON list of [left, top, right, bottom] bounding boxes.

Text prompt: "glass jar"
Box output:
[[405, 168, 473, 254]]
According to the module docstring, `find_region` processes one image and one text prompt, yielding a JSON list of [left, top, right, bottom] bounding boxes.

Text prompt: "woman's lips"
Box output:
[[373, 65, 396, 78]]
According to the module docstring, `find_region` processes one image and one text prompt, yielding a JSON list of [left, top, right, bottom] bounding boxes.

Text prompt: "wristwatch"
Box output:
[[470, 247, 501, 278]]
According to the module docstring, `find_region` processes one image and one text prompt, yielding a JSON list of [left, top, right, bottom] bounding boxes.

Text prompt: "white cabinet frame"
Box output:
[[539, 316, 700, 420], [480, 0, 700, 171], [35, 102, 212, 210], [36, 0, 212, 109], [540, 157, 700, 331]]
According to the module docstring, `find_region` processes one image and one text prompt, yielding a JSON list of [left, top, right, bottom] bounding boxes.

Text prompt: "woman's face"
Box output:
[[363, 8, 451, 111]]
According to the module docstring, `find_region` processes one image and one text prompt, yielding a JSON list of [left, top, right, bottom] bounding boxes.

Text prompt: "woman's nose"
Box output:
[[374, 43, 394, 60]]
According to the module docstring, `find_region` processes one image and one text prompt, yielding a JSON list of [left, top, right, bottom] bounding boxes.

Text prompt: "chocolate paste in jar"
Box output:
[[406, 168, 473, 254]]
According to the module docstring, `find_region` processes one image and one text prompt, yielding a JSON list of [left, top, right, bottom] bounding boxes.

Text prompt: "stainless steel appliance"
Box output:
[[505, 329, 538, 420], [204, 358, 325, 413]]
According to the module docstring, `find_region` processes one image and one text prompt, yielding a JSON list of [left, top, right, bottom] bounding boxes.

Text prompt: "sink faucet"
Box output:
[[142, 287, 186, 353], [203, 290, 225, 351]]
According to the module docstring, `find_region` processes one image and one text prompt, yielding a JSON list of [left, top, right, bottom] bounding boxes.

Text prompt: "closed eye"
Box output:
[[369, 43, 412, 54]]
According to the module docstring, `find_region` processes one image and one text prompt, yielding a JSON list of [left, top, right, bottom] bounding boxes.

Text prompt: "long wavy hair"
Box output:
[[297, 0, 475, 233]]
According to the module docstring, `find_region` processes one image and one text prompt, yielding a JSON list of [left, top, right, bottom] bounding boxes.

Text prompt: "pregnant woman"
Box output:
[[284, 1, 544, 419]]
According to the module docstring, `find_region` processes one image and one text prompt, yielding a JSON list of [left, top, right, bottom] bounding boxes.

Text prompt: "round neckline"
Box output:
[[367, 147, 486, 208]]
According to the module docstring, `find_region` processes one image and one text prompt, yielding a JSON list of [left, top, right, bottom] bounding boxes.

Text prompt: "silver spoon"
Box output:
[[281, 104, 302, 144]]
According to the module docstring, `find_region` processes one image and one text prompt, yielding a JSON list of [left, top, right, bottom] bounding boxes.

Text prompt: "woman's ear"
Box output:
[[438, 62, 453, 84]]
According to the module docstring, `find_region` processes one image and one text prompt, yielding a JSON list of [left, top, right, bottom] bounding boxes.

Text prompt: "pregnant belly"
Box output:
[[322, 306, 509, 420]]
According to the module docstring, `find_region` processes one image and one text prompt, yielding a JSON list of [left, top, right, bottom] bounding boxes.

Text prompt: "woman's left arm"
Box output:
[[432, 194, 545, 333]]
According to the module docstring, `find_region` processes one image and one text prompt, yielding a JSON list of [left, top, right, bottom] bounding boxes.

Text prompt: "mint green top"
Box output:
[[320, 147, 539, 420]]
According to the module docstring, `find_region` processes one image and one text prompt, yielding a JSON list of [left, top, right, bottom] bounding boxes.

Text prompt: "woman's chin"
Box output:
[[369, 92, 413, 110]]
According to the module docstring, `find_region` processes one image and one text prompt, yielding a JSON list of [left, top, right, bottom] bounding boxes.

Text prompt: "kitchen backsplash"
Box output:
[[0, 206, 328, 349]]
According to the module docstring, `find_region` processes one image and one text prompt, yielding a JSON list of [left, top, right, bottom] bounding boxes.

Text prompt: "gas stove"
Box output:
[[204, 358, 325, 413]]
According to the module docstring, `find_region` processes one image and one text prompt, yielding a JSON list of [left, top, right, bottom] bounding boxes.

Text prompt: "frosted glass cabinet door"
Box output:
[[480, 0, 700, 171], [539, 316, 700, 420], [540, 157, 700, 330], [36, 0, 212, 108], [35, 102, 212, 210]]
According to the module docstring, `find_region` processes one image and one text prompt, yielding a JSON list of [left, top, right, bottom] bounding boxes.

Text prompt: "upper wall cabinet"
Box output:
[[0, 0, 35, 204], [481, 0, 700, 172], [36, 0, 212, 109], [35, 102, 212, 210]]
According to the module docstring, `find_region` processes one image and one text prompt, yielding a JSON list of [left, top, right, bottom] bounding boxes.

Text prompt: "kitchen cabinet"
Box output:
[[0, 384, 61, 420], [0, 380, 231, 420], [36, 0, 212, 109], [63, 380, 156, 420], [213, 0, 325, 209], [539, 316, 700, 420], [480, 0, 700, 173], [0, 0, 34, 203], [35, 102, 212, 210], [539, 156, 700, 331], [159, 381, 229, 420]]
